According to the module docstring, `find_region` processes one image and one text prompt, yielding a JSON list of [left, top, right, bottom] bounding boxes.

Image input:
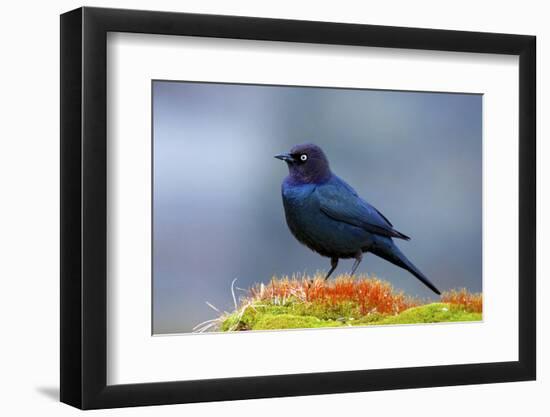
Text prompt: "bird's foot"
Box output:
[[349, 251, 363, 277], [325, 257, 339, 280]]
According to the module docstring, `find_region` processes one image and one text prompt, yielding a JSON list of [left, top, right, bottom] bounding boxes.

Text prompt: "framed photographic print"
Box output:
[[60, 6, 536, 409]]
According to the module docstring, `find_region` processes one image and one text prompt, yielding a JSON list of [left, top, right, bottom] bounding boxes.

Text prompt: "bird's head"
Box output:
[[275, 143, 331, 184]]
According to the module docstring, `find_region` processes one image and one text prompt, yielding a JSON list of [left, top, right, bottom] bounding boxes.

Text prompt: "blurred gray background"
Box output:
[[152, 80, 482, 334]]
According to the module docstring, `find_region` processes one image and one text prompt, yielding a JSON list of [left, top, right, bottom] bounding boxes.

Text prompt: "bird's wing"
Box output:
[[316, 179, 410, 240]]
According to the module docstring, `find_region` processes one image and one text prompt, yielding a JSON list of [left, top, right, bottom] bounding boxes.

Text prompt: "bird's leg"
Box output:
[[324, 257, 339, 281], [349, 251, 363, 276]]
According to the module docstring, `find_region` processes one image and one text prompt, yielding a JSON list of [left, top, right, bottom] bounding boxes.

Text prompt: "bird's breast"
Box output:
[[281, 185, 319, 232]]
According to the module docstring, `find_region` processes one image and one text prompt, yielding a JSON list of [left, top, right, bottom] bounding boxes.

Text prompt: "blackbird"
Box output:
[[275, 143, 440, 295]]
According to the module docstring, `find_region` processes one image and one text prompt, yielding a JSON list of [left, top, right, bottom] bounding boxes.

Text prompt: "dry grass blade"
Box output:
[[230, 278, 238, 310], [192, 318, 221, 332], [205, 301, 221, 313], [195, 321, 219, 333]]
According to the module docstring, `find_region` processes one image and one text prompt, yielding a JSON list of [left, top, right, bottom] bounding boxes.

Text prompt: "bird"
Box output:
[[275, 143, 441, 295]]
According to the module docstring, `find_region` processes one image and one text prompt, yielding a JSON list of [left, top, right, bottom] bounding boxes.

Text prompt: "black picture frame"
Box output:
[[60, 6, 536, 410]]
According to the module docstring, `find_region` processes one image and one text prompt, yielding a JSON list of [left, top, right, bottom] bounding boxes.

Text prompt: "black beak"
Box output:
[[274, 152, 295, 162]]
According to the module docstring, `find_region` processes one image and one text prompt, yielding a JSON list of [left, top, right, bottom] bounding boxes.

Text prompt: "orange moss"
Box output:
[[250, 274, 419, 315], [441, 288, 483, 313]]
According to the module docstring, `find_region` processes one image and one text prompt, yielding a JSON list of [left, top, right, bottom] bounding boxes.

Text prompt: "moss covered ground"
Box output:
[[220, 302, 481, 331], [194, 275, 482, 333]]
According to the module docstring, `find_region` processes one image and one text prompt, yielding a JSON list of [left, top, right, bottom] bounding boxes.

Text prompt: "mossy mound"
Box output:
[[197, 276, 483, 333]]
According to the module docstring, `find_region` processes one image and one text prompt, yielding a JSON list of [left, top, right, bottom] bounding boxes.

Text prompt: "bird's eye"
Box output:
[[300, 154, 308, 161]]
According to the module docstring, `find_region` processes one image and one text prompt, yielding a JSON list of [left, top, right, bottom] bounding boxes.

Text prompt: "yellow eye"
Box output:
[[300, 154, 308, 161]]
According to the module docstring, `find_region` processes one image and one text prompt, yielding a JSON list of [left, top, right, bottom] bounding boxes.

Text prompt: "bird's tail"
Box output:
[[370, 238, 441, 295]]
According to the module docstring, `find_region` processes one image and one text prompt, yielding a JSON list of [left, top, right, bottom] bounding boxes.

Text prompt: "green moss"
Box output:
[[252, 313, 344, 330], [220, 306, 258, 331], [220, 302, 481, 331], [377, 303, 482, 325], [290, 300, 361, 321], [351, 312, 387, 325]]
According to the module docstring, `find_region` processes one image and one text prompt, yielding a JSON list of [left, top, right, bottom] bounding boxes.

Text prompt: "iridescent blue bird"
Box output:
[[275, 143, 440, 295]]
